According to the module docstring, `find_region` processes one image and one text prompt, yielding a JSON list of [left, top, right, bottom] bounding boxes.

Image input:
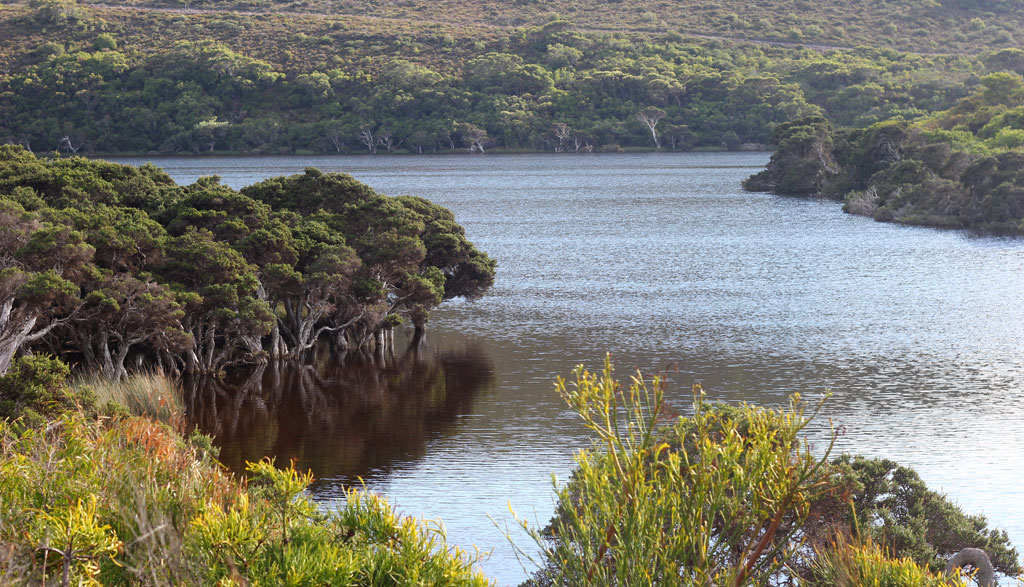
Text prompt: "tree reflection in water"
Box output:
[[182, 344, 494, 489]]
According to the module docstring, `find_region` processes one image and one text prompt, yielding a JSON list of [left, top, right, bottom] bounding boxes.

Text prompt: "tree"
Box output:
[[550, 122, 571, 152], [636, 107, 666, 149], [160, 228, 273, 373], [358, 126, 376, 153], [243, 169, 494, 350], [407, 130, 431, 154], [0, 152, 494, 370], [459, 123, 490, 153], [0, 200, 93, 374], [75, 275, 189, 379]]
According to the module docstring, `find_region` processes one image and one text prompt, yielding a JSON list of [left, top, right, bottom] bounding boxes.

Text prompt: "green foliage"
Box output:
[[518, 359, 1022, 585], [743, 116, 836, 194], [30, 495, 122, 587], [0, 148, 491, 374], [746, 77, 1024, 232], [0, 355, 92, 426], [0, 411, 492, 586], [518, 357, 838, 585], [0, 1, 1015, 155], [834, 455, 1022, 576]]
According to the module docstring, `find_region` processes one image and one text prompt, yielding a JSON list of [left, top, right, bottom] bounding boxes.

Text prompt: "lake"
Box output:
[[115, 152, 1024, 585]]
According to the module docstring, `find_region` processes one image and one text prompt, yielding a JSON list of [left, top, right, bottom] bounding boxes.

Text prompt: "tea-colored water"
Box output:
[[119, 153, 1024, 585]]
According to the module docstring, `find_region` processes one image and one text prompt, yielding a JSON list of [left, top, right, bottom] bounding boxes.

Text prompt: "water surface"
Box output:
[[117, 153, 1024, 585]]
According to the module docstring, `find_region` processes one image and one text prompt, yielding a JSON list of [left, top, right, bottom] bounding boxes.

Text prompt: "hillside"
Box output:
[[73, 0, 1024, 55], [1, 0, 1023, 155]]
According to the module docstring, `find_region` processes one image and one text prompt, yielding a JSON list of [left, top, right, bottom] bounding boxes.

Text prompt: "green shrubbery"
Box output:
[[0, 355, 95, 427], [746, 73, 1024, 232], [0, 405, 491, 585], [516, 358, 1020, 585], [0, 3, 1011, 156]]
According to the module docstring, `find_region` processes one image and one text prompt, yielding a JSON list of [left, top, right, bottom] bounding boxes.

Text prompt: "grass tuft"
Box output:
[[74, 372, 183, 429]]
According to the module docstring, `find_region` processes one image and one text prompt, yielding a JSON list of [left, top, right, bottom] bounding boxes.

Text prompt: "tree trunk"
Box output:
[[270, 321, 282, 360], [113, 342, 132, 381], [411, 323, 426, 349], [0, 315, 38, 375]]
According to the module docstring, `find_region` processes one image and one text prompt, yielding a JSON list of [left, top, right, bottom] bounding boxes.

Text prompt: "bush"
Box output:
[[810, 536, 963, 586], [517, 358, 1022, 585], [832, 455, 1021, 576], [0, 355, 93, 426], [517, 358, 838, 585]]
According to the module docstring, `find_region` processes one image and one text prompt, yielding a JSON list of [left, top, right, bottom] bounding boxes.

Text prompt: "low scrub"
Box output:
[[0, 412, 491, 585], [1, 355, 1019, 585]]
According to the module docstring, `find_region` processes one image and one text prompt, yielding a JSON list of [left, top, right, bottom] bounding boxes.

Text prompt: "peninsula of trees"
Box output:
[[0, 145, 495, 378], [744, 72, 1024, 232], [2, 0, 1024, 155]]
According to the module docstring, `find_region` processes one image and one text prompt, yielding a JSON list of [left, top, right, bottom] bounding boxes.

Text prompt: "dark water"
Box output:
[[117, 153, 1024, 585]]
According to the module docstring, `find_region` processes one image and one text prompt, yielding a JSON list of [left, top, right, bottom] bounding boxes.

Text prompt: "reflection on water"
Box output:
[[184, 343, 494, 487]]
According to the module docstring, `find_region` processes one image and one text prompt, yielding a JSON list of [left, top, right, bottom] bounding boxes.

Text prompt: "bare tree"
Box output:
[[376, 131, 402, 153], [573, 134, 592, 153], [358, 126, 377, 153], [59, 135, 81, 154], [636, 107, 666, 149], [551, 122, 571, 153]]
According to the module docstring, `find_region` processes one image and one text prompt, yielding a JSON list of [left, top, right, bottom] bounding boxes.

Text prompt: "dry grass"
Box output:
[[74, 371, 184, 429]]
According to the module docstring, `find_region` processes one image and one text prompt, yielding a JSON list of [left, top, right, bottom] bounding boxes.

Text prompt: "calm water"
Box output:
[[117, 153, 1024, 585]]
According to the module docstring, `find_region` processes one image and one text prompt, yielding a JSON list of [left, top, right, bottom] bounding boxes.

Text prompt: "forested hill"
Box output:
[[68, 0, 1024, 55], [1, 0, 1024, 155]]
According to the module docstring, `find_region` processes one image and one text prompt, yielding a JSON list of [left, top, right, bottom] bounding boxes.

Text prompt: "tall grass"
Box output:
[[74, 372, 183, 429]]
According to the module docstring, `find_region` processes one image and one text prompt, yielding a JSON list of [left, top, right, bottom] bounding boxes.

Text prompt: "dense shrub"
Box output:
[[517, 358, 1020, 585], [0, 355, 92, 426]]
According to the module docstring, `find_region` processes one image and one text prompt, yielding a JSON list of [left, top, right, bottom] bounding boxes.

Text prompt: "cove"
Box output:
[[115, 152, 1024, 585]]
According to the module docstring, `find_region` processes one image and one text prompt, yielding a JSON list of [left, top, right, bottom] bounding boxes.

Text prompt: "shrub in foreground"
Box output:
[[0, 413, 492, 586], [517, 357, 841, 585], [516, 358, 1016, 586]]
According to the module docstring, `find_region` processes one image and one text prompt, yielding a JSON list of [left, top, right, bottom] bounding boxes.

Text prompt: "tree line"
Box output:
[[0, 145, 495, 378], [3, 4, 1017, 156]]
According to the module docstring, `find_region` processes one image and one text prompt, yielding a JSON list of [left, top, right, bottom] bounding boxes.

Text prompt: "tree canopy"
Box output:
[[745, 73, 1024, 232], [0, 146, 494, 377]]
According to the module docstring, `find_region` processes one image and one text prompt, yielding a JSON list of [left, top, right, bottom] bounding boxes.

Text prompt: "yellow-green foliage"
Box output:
[[517, 357, 838, 585], [0, 414, 492, 586], [811, 536, 967, 586], [31, 495, 122, 586]]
